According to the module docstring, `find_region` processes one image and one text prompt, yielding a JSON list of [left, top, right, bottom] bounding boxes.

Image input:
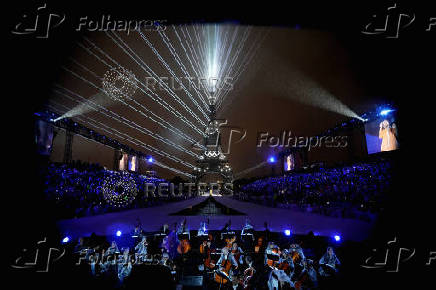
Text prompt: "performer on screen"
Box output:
[[379, 119, 398, 151], [286, 155, 293, 171]]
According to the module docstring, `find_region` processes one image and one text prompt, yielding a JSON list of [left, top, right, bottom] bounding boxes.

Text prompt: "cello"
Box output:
[[214, 248, 233, 285], [177, 219, 191, 254]]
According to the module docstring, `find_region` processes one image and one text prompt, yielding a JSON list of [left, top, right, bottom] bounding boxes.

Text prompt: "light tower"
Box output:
[[193, 84, 233, 189]]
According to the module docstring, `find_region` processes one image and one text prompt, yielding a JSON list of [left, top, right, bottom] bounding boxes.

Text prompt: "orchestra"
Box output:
[[73, 220, 341, 289]]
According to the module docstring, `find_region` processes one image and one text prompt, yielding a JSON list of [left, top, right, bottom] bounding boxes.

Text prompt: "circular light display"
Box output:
[[102, 67, 137, 101], [101, 172, 138, 207]]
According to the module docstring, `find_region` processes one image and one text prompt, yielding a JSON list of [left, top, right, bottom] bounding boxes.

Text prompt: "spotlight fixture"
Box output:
[[268, 156, 276, 163]]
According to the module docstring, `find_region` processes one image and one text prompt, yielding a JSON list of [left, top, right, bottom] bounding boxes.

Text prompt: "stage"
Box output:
[[57, 196, 374, 241]]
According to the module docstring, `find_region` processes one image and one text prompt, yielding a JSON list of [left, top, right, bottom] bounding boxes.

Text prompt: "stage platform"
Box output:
[[57, 196, 374, 241]]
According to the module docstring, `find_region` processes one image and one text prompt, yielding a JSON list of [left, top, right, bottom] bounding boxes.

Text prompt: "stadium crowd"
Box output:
[[234, 159, 393, 221], [43, 161, 188, 219]]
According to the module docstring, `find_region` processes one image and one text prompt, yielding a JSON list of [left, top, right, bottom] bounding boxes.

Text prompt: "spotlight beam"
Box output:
[[80, 36, 207, 135], [52, 87, 201, 159], [60, 65, 202, 147], [158, 29, 210, 110], [103, 32, 209, 129], [172, 25, 213, 102], [48, 102, 196, 174], [136, 30, 210, 122]]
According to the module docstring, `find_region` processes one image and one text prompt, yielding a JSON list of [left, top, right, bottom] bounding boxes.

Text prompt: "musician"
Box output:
[[74, 237, 86, 253], [160, 252, 173, 269], [160, 223, 170, 235], [177, 219, 189, 234], [289, 243, 306, 262], [265, 242, 280, 267], [89, 252, 100, 276], [241, 219, 253, 234], [106, 241, 120, 256], [279, 249, 295, 276], [305, 259, 318, 288], [241, 219, 255, 245], [217, 246, 239, 269], [231, 242, 245, 265], [135, 236, 148, 262], [198, 221, 208, 236], [131, 225, 143, 238], [318, 247, 340, 277], [117, 248, 132, 283]]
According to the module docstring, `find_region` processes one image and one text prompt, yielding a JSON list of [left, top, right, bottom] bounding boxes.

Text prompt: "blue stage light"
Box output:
[[333, 235, 341, 242], [268, 156, 276, 163], [116, 230, 122, 237], [379, 109, 394, 116], [284, 229, 291, 236], [147, 157, 153, 163], [62, 236, 70, 243]]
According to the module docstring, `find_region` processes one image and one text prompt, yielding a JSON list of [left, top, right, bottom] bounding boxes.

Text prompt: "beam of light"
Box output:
[[172, 25, 213, 106], [59, 65, 203, 148], [53, 92, 111, 122], [52, 87, 201, 159], [80, 37, 207, 135], [50, 102, 198, 169], [216, 27, 269, 112], [271, 66, 364, 121], [214, 26, 252, 104], [96, 34, 208, 131], [158, 28, 210, 110], [234, 161, 268, 178], [206, 24, 219, 94], [71, 49, 206, 138], [47, 102, 196, 175], [52, 85, 202, 159], [135, 30, 210, 121]]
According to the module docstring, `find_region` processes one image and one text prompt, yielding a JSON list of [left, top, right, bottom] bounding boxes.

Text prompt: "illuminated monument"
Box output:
[[193, 89, 233, 186]]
